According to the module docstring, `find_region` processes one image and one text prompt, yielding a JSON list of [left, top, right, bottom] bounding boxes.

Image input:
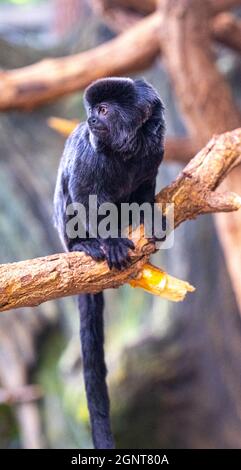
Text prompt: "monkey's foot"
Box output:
[[101, 238, 135, 270], [70, 240, 105, 262]]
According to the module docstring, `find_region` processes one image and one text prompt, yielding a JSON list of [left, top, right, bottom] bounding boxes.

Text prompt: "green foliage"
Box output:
[[0, 405, 19, 449]]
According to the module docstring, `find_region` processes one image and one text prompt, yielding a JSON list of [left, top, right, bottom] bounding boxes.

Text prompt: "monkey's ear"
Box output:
[[134, 78, 156, 122], [143, 104, 152, 122]]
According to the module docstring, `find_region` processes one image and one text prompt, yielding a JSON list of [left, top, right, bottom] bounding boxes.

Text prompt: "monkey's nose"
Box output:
[[88, 117, 97, 126]]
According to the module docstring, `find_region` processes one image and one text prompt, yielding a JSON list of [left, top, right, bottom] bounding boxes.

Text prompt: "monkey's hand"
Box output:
[[101, 237, 135, 270], [69, 239, 105, 262]]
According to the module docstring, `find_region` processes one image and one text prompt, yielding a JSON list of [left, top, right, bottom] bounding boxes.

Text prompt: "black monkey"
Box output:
[[53, 77, 165, 449]]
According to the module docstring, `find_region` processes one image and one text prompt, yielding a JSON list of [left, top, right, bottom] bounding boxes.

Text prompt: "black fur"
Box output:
[[53, 77, 165, 448], [78, 292, 114, 449]]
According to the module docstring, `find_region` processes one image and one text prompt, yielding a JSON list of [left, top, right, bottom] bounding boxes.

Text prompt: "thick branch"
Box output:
[[0, 13, 161, 111], [91, 0, 157, 15], [92, 0, 241, 15], [160, 0, 241, 143], [0, 129, 240, 313], [159, 0, 241, 311], [158, 130, 241, 227], [95, 3, 241, 55], [0, 10, 241, 111]]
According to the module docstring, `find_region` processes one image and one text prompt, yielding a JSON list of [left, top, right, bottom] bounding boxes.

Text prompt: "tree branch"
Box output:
[[159, 0, 241, 143], [91, 0, 157, 15], [159, 0, 241, 311], [0, 13, 161, 111], [0, 129, 240, 313], [91, 0, 241, 15], [94, 1, 241, 55], [0, 9, 241, 111]]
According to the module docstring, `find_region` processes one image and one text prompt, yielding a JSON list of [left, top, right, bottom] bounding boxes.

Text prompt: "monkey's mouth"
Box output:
[[89, 125, 108, 135]]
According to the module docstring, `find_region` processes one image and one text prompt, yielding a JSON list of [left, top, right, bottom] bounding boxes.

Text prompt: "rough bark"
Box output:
[[159, 0, 241, 311], [0, 10, 241, 111], [0, 129, 240, 313]]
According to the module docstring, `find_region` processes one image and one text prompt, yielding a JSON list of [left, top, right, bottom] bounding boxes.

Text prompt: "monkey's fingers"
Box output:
[[129, 263, 195, 302]]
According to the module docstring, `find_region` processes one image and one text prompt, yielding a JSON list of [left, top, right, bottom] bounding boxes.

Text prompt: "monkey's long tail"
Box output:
[[78, 293, 115, 449]]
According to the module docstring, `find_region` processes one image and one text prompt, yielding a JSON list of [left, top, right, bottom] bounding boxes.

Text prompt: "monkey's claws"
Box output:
[[102, 238, 135, 270]]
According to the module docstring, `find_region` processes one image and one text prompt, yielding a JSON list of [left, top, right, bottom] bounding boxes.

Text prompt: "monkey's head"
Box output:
[[84, 77, 165, 157]]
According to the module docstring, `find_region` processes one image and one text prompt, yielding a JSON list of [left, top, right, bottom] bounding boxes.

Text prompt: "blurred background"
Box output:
[[0, 0, 241, 449]]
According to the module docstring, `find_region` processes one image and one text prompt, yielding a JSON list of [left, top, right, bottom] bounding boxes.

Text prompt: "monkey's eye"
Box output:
[[99, 105, 108, 116]]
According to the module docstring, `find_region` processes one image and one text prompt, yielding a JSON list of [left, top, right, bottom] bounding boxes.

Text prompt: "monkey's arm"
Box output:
[[63, 188, 106, 262], [54, 125, 106, 261], [129, 179, 156, 206], [129, 177, 166, 242], [96, 195, 135, 270], [67, 164, 134, 269]]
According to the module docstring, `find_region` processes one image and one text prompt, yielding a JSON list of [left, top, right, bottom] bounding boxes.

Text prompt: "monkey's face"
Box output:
[[87, 103, 110, 137], [87, 101, 142, 154], [84, 77, 165, 156]]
